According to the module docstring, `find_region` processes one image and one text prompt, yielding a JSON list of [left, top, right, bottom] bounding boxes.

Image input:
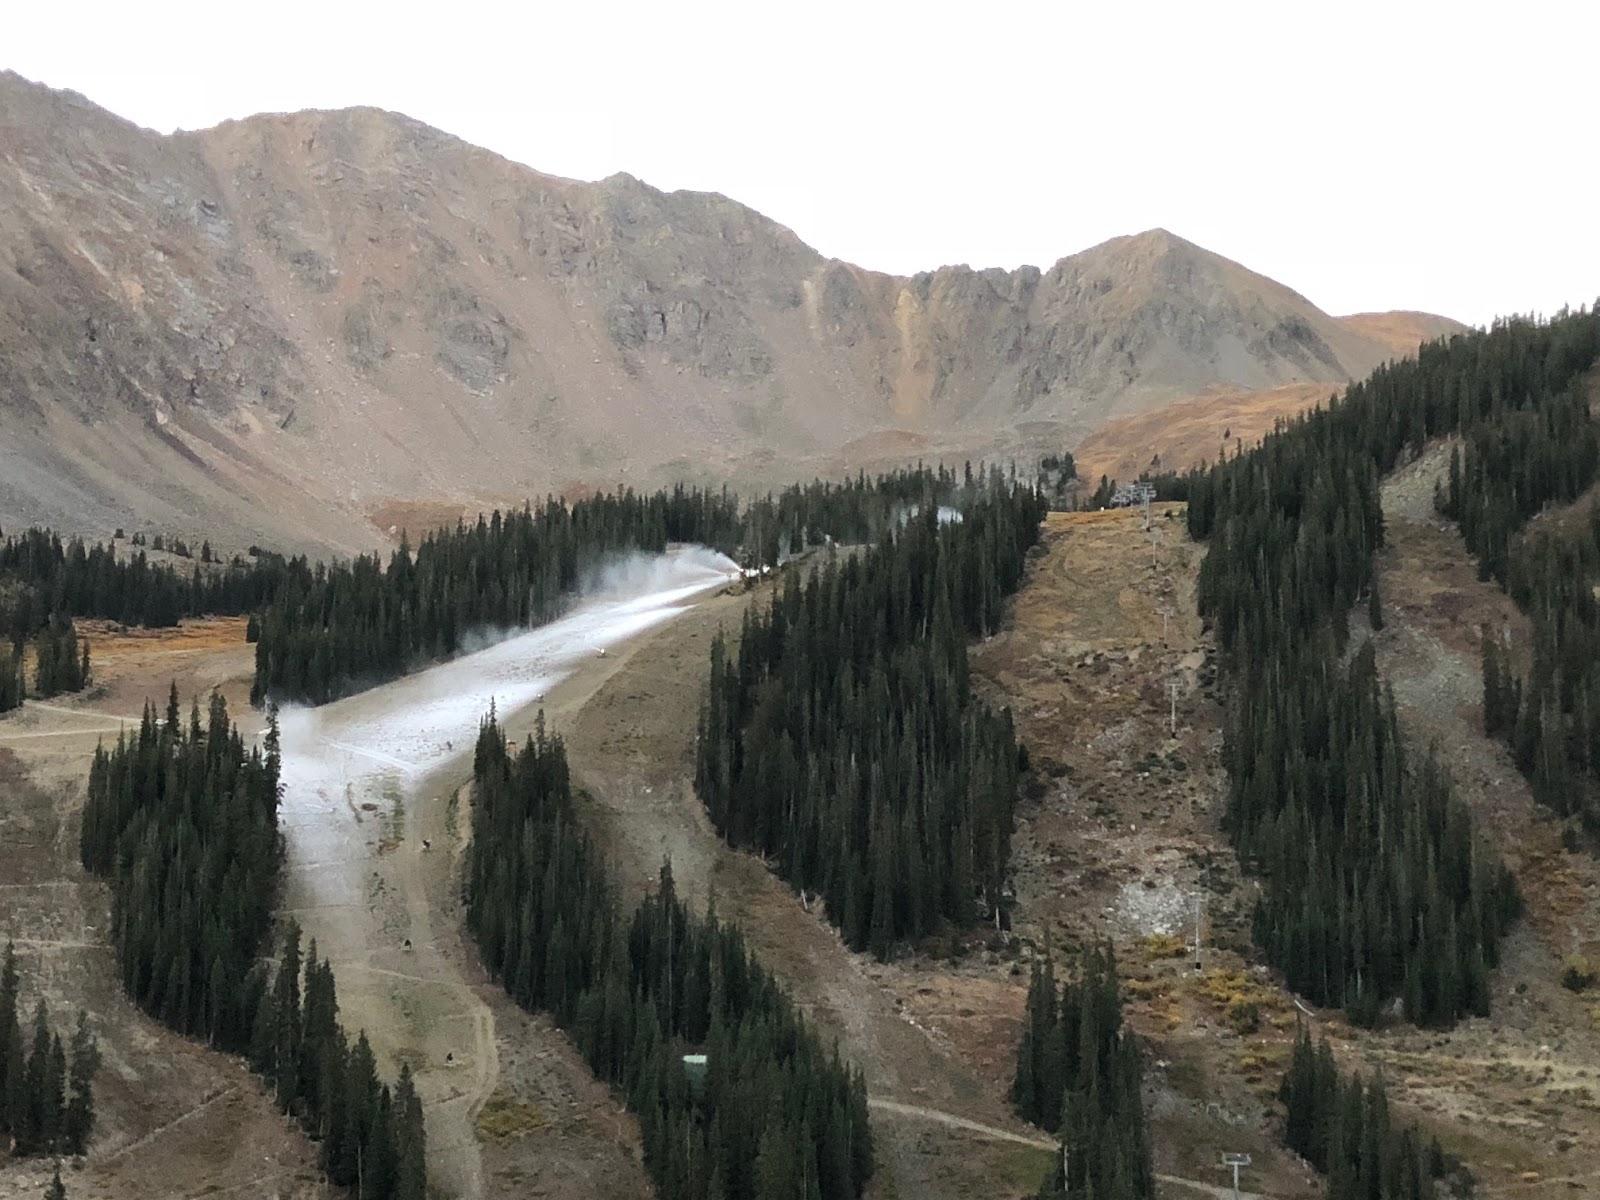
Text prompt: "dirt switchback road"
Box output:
[[276, 551, 737, 1199]]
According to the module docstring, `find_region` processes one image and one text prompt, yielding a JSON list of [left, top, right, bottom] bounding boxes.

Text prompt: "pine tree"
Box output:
[[16, 1000, 54, 1154], [62, 1010, 99, 1156], [0, 941, 19, 1138], [393, 1063, 427, 1200]]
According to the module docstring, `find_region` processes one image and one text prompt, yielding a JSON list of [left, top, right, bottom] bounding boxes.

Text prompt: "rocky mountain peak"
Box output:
[[0, 74, 1461, 553]]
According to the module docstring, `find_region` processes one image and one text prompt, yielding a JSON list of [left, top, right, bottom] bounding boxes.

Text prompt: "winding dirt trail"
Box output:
[[275, 552, 738, 1199], [104, 1086, 241, 1163], [866, 1099, 1054, 1149], [868, 1099, 1272, 1198], [0, 698, 139, 743]]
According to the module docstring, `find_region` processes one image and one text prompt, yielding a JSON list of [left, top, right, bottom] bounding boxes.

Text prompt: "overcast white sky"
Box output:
[[7, 0, 1597, 327]]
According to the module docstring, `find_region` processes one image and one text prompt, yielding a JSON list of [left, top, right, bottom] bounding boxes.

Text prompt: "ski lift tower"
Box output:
[[1222, 1152, 1251, 1200]]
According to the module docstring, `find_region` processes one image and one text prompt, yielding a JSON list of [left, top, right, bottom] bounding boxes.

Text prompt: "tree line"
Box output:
[[1179, 316, 1600, 1025], [1279, 1028, 1461, 1200], [246, 922, 426, 1198], [0, 525, 282, 635], [1416, 307, 1600, 836], [1012, 944, 1153, 1200], [1481, 506, 1600, 833], [1, 468, 979, 716], [77, 685, 426, 1195], [80, 688, 282, 1043], [250, 468, 975, 708], [0, 520, 297, 713], [467, 711, 874, 1200], [249, 488, 746, 705], [0, 943, 100, 1159], [695, 471, 1047, 956]]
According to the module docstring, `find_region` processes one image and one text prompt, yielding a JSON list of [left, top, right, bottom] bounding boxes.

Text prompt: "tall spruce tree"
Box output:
[[62, 1010, 99, 1155]]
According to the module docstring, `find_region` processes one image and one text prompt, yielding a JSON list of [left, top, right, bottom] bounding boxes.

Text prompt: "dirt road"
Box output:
[[275, 551, 738, 1198]]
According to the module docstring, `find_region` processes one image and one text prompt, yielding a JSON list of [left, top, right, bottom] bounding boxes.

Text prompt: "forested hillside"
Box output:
[[249, 467, 974, 706], [77, 687, 426, 1195], [247, 923, 427, 1198], [1012, 944, 1153, 1199], [80, 688, 280, 1043], [0, 524, 283, 713], [695, 470, 1047, 955], [1179, 313, 1600, 1024], [0, 525, 279, 633], [1422, 308, 1600, 833], [467, 712, 873, 1200], [250, 487, 744, 704]]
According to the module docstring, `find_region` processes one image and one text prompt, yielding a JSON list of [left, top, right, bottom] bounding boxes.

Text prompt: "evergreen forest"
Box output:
[[1176, 315, 1600, 1023], [1422, 308, 1600, 834], [249, 468, 977, 707], [1278, 1028, 1456, 1200], [1011, 944, 1153, 1200], [76, 686, 426, 1195], [467, 711, 874, 1200], [247, 923, 428, 1198], [0, 525, 281, 636], [0, 943, 101, 1159], [80, 688, 282, 1044], [694, 471, 1048, 955]]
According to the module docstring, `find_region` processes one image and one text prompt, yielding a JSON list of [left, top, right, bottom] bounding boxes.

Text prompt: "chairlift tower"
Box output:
[[1222, 1152, 1252, 1200]]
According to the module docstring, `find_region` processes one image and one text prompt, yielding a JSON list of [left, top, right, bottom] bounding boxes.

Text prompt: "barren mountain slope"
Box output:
[[1339, 309, 1469, 359], [1, 71, 1445, 552], [1076, 306, 1471, 485]]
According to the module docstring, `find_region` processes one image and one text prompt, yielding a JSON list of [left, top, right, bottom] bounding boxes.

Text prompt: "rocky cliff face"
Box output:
[[0, 72, 1450, 552]]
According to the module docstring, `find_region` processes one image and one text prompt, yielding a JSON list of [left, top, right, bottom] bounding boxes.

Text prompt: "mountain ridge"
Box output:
[[0, 70, 1464, 552]]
